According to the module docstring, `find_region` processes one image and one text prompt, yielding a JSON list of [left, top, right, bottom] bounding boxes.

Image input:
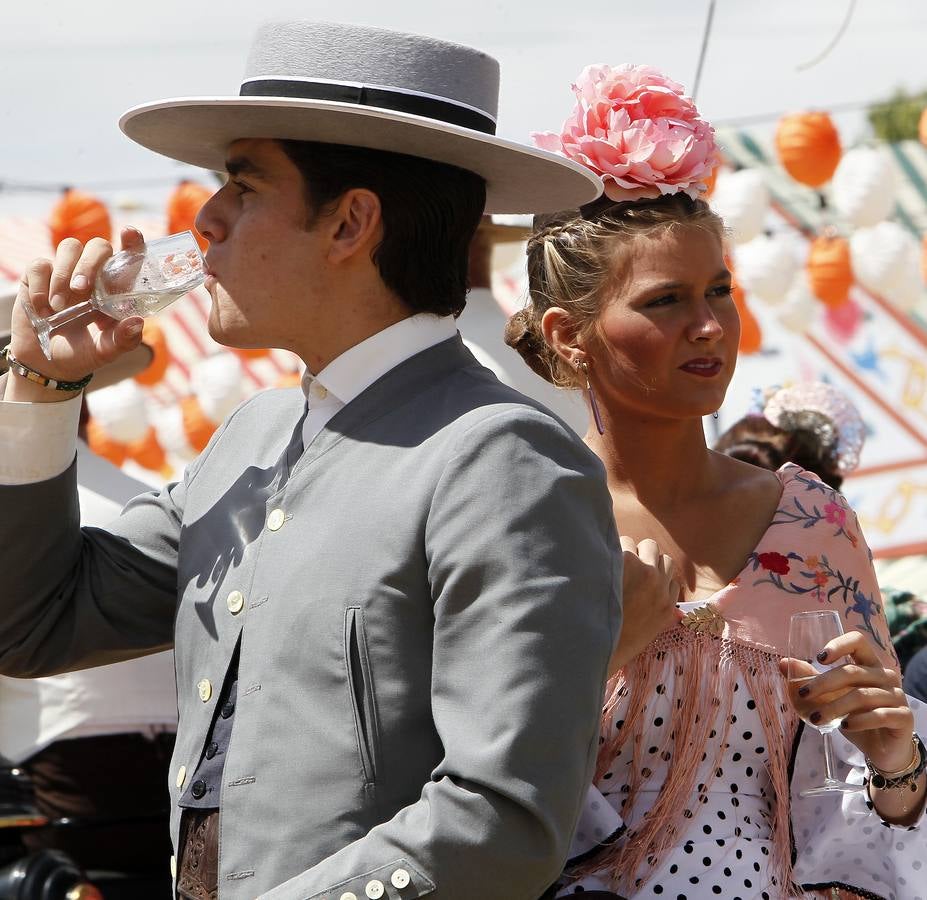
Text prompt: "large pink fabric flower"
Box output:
[[532, 64, 719, 202]]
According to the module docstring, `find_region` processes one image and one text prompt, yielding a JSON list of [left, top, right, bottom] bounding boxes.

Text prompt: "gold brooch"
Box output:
[[680, 603, 725, 636]]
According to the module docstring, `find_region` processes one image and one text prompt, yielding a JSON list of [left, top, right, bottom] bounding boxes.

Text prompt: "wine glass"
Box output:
[[787, 610, 862, 796], [22, 231, 206, 360]]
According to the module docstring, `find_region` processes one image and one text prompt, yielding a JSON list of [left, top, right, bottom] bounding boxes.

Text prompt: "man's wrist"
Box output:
[[2, 370, 82, 403]]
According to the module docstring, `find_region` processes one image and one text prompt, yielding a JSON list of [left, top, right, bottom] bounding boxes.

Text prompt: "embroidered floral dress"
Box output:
[[557, 464, 926, 900]]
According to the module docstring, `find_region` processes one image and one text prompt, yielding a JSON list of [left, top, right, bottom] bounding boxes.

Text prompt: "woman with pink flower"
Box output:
[[510, 65, 927, 899]]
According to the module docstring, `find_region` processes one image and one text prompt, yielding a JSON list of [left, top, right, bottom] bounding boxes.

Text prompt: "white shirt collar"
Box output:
[[301, 314, 457, 406]]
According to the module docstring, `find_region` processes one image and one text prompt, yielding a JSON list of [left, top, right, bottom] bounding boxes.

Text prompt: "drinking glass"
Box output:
[[23, 231, 206, 360], [787, 610, 862, 796]]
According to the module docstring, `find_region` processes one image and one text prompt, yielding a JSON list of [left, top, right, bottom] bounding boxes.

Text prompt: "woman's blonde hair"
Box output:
[[504, 193, 725, 389]]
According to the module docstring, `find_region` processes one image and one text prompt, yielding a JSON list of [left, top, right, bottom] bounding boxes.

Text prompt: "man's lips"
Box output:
[[678, 357, 723, 377]]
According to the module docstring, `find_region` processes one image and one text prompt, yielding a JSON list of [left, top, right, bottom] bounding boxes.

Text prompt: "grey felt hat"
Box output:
[[0, 284, 154, 392], [119, 21, 602, 214]]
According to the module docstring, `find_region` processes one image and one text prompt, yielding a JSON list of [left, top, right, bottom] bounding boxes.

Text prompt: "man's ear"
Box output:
[[541, 307, 584, 369], [326, 189, 383, 265]]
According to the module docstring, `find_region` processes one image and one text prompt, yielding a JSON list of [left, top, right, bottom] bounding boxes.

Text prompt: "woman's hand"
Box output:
[[780, 630, 925, 825], [5, 227, 146, 402], [780, 630, 913, 770], [608, 536, 683, 676]]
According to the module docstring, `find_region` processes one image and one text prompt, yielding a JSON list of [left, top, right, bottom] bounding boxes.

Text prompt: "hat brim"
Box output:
[[120, 97, 602, 214], [0, 332, 154, 394]]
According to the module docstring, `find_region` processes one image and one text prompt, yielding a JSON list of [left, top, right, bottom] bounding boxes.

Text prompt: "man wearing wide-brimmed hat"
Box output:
[[0, 21, 620, 900]]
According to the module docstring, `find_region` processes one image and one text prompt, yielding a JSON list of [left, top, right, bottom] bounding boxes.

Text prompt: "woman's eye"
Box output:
[[230, 180, 252, 196], [646, 294, 676, 308], [710, 285, 733, 299]]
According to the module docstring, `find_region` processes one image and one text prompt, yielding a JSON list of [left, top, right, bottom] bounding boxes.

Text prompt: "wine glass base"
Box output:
[[800, 779, 863, 797]]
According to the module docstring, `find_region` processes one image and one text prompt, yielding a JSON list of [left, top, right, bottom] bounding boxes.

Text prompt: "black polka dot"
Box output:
[[703, 825, 712, 835], [702, 857, 712, 867], [742, 730, 752, 740], [746, 699, 756, 710], [712, 888, 722, 895], [653, 716, 664, 727]]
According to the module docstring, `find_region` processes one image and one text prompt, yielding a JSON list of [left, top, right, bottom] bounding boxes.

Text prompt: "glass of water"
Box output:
[[24, 231, 205, 360]]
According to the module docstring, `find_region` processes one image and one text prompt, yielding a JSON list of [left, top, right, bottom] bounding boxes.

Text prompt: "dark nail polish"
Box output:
[[816, 650, 828, 663], [810, 711, 822, 724], [798, 685, 810, 697]]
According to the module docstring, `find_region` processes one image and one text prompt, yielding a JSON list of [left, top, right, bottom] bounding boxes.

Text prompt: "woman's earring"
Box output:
[[579, 360, 606, 436]]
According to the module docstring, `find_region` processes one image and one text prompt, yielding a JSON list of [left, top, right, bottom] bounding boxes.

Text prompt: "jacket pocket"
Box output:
[[344, 606, 381, 786]]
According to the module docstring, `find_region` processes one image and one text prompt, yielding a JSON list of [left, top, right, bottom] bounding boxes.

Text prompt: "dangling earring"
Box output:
[[713, 411, 719, 420], [579, 360, 606, 436]]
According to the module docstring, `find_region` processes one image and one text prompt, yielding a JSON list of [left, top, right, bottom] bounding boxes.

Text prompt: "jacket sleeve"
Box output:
[[260, 408, 622, 900]]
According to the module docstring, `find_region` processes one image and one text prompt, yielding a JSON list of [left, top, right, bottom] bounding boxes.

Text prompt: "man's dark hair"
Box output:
[[279, 140, 486, 317]]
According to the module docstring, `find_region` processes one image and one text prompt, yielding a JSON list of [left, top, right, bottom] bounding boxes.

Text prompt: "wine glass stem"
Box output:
[[823, 730, 838, 782], [45, 301, 96, 333]]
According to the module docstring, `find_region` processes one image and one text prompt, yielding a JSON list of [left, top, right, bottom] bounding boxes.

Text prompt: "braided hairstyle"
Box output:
[[504, 193, 725, 389]]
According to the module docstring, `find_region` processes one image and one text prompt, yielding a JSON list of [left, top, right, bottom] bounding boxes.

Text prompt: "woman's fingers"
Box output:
[[810, 685, 909, 728], [119, 226, 145, 251], [636, 538, 662, 569], [840, 706, 914, 735], [818, 630, 881, 668]]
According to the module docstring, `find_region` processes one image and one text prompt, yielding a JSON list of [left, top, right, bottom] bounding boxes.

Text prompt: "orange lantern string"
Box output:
[[49, 188, 112, 250], [134, 319, 172, 387], [731, 276, 762, 355], [180, 396, 218, 454], [125, 426, 172, 478], [775, 112, 841, 188], [807, 234, 854, 307], [919, 108, 927, 148], [167, 180, 214, 252], [85, 418, 128, 468]]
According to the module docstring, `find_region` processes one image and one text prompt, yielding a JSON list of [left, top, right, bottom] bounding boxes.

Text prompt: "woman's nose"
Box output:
[[688, 303, 724, 342]]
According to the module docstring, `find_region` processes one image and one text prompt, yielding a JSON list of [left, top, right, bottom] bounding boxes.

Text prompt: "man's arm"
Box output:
[[261, 409, 622, 900]]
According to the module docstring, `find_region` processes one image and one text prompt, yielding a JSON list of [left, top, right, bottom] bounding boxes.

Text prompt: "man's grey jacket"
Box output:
[[0, 336, 621, 899]]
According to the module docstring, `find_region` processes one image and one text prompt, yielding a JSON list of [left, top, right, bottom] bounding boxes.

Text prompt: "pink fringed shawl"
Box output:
[[578, 463, 899, 895]]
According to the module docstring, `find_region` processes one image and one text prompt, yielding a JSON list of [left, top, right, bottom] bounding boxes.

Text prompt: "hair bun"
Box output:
[[503, 309, 557, 384]]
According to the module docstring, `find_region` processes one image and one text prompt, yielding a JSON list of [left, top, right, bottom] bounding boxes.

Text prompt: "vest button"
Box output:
[[226, 590, 245, 615], [267, 508, 285, 531], [191, 780, 207, 800], [339, 893, 358, 900], [205, 742, 219, 760], [197, 679, 213, 702], [365, 880, 384, 899], [221, 701, 235, 719], [175, 765, 187, 789]]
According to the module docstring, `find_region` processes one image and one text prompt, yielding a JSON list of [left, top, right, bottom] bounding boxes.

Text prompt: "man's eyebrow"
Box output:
[[225, 156, 265, 178]]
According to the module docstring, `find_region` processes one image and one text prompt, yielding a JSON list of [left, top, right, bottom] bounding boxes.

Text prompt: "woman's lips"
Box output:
[[679, 358, 723, 377]]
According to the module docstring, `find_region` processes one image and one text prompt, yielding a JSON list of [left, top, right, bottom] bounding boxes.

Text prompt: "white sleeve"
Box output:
[[791, 694, 927, 898], [0, 376, 81, 485]]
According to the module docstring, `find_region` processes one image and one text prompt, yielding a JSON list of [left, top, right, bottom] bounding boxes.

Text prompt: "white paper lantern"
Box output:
[[850, 222, 922, 311], [710, 169, 770, 244], [777, 275, 818, 334], [831, 147, 896, 228], [85, 380, 149, 444], [191, 353, 245, 425], [734, 234, 798, 305], [151, 405, 197, 463]]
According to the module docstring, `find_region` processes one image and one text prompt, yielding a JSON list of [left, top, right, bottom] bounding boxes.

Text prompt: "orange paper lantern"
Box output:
[[703, 152, 723, 198], [920, 108, 927, 148], [134, 319, 172, 387], [275, 371, 303, 389], [86, 418, 127, 468], [732, 278, 762, 355], [180, 396, 218, 454], [807, 235, 854, 307], [775, 113, 841, 188], [49, 188, 112, 250], [232, 347, 273, 360], [126, 426, 172, 477], [167, 180, 213, 252]]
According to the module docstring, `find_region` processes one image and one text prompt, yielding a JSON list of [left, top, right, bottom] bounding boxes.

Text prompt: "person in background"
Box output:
[[506, 63, 926, 898], [0, 286, 176, 897]]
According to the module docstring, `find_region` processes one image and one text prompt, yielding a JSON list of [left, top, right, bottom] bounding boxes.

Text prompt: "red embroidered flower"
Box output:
[[757, 551, 790, 575], [813, 571, 828, 586], [824, 502, 847, 527]]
